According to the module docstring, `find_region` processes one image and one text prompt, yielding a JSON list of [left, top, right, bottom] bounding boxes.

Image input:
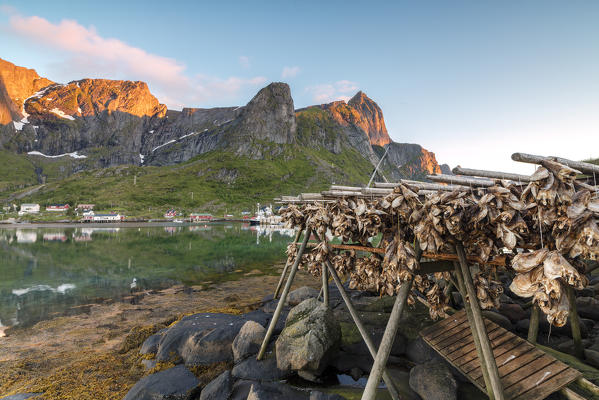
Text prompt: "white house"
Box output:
[[18, 203, 40, 215], [93, 213, 124, 222], [82, 211, 124, 223]]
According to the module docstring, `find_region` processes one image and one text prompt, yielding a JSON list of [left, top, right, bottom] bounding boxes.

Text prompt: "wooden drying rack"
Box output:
[[260, 152, 599, 400]]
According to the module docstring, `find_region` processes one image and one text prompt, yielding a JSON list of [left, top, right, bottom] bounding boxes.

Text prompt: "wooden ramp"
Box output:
[[421, 310, 582, 400]]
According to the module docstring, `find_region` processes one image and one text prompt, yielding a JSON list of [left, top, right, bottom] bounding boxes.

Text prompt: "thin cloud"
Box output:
[[305, 80, 359, 103], [3, 13, 266, 108], [239, 56, 250, 69], [281, 66, 300, 79]]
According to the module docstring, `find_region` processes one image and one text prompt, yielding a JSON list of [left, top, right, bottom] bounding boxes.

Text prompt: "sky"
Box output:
[[1, 1, 598, 174]]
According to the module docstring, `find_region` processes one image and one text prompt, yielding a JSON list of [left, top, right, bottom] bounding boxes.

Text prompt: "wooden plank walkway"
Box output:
[[421, 310, 582, 400]]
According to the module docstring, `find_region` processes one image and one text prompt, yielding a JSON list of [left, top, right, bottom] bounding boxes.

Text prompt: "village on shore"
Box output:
[[0, 202, 284, 225]]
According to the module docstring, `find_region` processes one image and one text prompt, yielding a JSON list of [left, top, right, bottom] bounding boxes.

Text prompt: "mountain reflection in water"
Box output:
[[0, 223, 293, 330]]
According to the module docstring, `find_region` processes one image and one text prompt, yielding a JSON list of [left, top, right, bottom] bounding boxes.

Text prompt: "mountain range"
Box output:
[[0, 57, 448, 214]]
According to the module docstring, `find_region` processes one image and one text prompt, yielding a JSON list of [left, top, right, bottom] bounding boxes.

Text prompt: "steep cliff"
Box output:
[[296, 94, 442, 180], [0, 58, 53, 120], [385, 142, 442, 179], [144, 82, 297, 165], [1, 78, 168, 166], [0, 81, 21, 125]]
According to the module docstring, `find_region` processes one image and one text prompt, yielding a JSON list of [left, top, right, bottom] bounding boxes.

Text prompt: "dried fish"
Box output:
[[281, 160, 597, 327]]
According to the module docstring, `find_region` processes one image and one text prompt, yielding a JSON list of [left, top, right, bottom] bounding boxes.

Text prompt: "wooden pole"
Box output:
[[361, 277, 413, 400], [452, 166, 533, 182], [257, 227, 312, 360], [566, 286, 584, 360], [527, 304, 540, 344], [512, 152, 599, 175], [274, 228, 302, 299], [560, 387, 587, 400], [427, 174, 495, 187], [456, 243, 505, 400], [324, 258, 401, 400], [302, 243, 507, 266], [373, 181, 469, 191], [453, 262, 493, 399], [575, 377, 599, 396], [361, 240, 421, 400], [321, 258, 329, 307]]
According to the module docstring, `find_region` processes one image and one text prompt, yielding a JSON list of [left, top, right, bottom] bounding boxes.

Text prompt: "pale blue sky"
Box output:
[[1, 1, 598, 173]]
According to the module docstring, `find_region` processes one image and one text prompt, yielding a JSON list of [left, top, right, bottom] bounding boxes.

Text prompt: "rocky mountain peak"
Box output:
[[235, 82, 296, 144], [348, 90, 367, 104], [24, 78, 167, 121], [346, 91, 391, 146]]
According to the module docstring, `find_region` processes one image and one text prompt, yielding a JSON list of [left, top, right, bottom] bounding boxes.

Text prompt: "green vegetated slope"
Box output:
[[9, 144, 372, 217], [0, 150, 99, 195], [0, 149, 38, 191]]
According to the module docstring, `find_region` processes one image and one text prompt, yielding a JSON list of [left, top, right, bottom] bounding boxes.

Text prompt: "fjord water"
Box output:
[[0, 223, 293, 331]]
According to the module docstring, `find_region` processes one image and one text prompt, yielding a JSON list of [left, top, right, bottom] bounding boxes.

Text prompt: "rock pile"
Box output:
[[121, 276, 599, 400]]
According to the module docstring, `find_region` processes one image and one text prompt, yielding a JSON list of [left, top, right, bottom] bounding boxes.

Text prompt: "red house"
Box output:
[[46, 204, 70, 212], [164, 209, 178, 218]]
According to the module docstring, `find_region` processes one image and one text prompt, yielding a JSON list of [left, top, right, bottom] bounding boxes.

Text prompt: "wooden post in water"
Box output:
[[567, 286, 584, 360], [453, 263, 493, 399], [274, 227, 302, 299], [321, 261, 329, 306], [528, 304, 540, 344], [455, 243, 505, 400], [361, 277, 413, 400], [361, 240, 422, 400], [257, 227, 312, 360], [324, 259, 401, 400], [312, 231, 401, 399]]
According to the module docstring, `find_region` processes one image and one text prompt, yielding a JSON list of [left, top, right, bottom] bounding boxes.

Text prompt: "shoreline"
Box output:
[[0, 220, 255, 229], [0, 271, 319, 399]]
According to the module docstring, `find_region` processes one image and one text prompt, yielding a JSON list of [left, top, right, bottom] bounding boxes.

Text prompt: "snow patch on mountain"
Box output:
[[27, 151, 87, 159], [50, 108, 75, 120]]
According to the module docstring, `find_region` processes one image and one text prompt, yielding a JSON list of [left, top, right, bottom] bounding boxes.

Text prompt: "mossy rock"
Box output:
[[340, 322, 362, 347]]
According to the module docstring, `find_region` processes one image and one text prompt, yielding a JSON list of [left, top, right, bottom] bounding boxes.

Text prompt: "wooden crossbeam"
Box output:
[[303, 242, 506, 267]]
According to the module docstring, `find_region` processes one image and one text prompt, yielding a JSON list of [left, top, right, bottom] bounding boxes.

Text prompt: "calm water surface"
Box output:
[[0, 223, 294, 331]]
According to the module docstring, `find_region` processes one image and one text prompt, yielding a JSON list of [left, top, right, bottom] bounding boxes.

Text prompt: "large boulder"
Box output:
[[140, 333, 163, 355], [231, 353, 291, 381], [199, 370, 232, 400], [405, 337, 441, 364], [409, 361, 457, 400], [482, 311, 512, 330], [155, 310, 269, 365], [498, 303, 527, 323], [287, 287, 319, 306], [276, 298, 341, 377], [123, 365, 200, 400], [232, 320, 265, 362]]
